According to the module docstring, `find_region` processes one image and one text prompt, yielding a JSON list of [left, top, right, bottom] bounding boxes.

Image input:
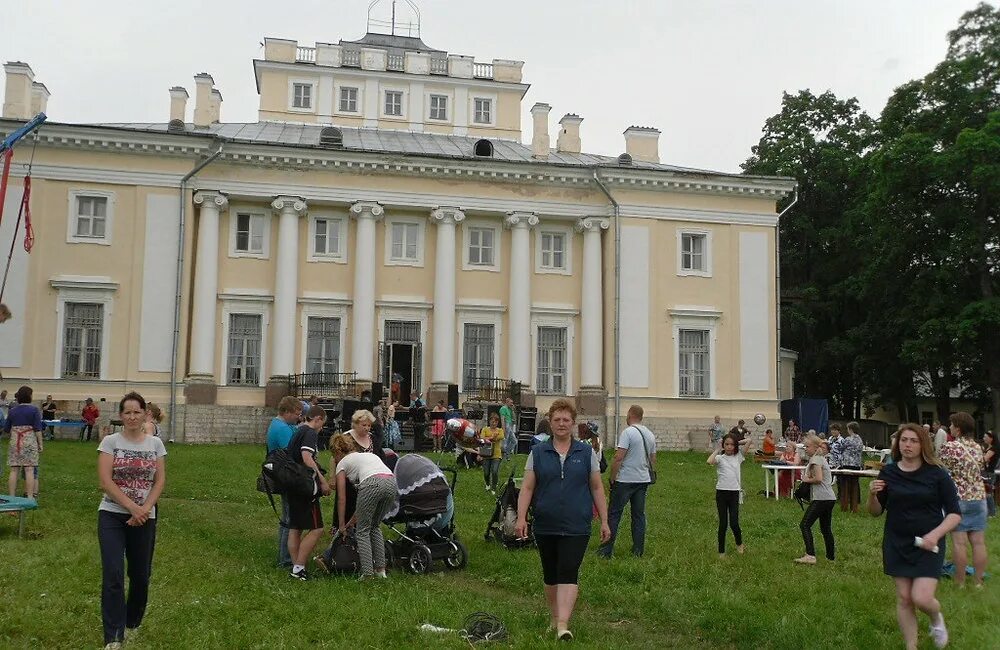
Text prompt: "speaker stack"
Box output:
[[447, 383, 459, 408]]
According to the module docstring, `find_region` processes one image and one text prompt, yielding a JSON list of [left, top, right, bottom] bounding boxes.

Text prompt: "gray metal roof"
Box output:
[[91, 121, 728, 175]]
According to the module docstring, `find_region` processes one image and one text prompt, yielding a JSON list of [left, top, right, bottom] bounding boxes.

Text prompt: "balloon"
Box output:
[[753, 413, 766, 426]]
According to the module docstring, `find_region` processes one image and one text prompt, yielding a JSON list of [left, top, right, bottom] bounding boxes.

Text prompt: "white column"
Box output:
[[189, 191, 228, 377], [270, 196, 308, 377], [577, 217, 609, 387], [505, 211, 538, 385], [350, 201, 384, 381], [430, 207, 465, 384]]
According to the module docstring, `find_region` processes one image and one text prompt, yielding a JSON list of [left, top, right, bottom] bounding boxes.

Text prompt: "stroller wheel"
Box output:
[[408, 544, 433, 574], [444, 539, 468, 570]]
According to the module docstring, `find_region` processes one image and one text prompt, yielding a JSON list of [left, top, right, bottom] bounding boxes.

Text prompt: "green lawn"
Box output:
[[2, 442, 998, 649]]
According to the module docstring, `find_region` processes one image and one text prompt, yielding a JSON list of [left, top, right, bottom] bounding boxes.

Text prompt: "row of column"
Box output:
[[187, 191, 608, 390]]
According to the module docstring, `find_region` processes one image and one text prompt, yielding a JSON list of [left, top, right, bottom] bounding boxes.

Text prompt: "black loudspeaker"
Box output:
[[341, 399, 360, 428], [447, 384, 459, 408], [371, 382, 384, 403], [518, 408, 537, 433]]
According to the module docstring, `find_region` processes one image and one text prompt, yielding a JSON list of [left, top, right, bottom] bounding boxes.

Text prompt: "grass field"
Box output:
[[1, 442, 998, 649]]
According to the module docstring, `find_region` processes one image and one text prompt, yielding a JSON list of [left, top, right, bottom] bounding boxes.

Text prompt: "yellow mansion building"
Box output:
[[0, 28, 794, 445]]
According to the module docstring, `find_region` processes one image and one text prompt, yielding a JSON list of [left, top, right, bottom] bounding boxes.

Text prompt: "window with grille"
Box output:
[[463, 323, 495, 391], [473, 98, 492, 124], [385, 90, 403, 116], [75, 196, 108, 239], [339, 87, 358, 112], [228, 314, 262, 385], [235, 213, 265, 254], [306, 317, 340, 374], [681, 233, 707, 272], [537, 326, 567, 395], [540, 232, 566, 269], [292, 83, 312, 109], [62, 302, 103, 378], [429, 94, 448, 120], [390, 222, 419, 261], [313, 218, 342, 257], [468, 227, 494, 266], [678, 329, 710, 397]]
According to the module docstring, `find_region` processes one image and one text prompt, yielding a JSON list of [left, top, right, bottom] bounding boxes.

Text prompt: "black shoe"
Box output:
[[290, 568, 309, 581]]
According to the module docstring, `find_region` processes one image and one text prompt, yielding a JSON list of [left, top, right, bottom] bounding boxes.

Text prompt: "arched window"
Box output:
[[474, 139, 494, 157], [319, 126, 344, 148]]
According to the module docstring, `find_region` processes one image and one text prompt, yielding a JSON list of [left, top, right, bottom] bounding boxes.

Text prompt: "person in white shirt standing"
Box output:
[[598, 405, 657, 558], [933, 420, 948, 455], [708, 433, 753, 557]]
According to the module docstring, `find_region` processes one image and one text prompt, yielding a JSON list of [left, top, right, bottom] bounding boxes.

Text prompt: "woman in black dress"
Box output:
[[868, 423, 961, 650]]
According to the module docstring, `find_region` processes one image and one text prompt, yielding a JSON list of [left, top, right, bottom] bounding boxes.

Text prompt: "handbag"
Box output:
[[599, 451, 608, 474], [634, 426, 656, 485]]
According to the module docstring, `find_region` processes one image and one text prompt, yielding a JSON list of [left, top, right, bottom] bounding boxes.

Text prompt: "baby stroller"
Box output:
[[485, 471, 534, 549], [383, 454, 468, 574]]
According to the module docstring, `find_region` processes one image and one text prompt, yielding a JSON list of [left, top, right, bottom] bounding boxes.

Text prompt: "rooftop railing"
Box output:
[[295, 46, 316, 63], [472, 62, 494, 79]]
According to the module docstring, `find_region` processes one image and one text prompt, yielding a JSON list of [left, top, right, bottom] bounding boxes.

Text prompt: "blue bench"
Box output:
[[0, 495, 38, 537]]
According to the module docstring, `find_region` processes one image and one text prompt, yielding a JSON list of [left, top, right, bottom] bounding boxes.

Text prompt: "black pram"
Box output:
[[485, 471, 534, 549]]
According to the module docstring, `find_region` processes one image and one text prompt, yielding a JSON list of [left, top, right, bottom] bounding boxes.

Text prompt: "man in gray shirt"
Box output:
[[598, 405, 657, 558]]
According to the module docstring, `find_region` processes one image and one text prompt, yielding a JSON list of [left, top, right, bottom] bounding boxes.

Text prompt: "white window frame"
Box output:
[[382, 88, 406, 119], [669, 308, 720, 399], [66, 190, 115, 246], [471, 95, 496, 126], [51, 277, 117, 380], [428, 93, 449, 122], [384, 217, 424, 267], [219, 296, 271, 387], [288, 79, 316, 113], [462, 220, 500, 272], [535, 225, 573, 275], [337, 85, 360, 113], [457, 308, 504, 394], [299, 304, 348, 375], [307, 214, 347, 263], [677, 228, 713, 277], [530, 309, 576, 396], [228, 208, 270, 259]]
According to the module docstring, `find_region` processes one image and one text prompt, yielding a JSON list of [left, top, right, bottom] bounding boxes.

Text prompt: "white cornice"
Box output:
[[49, 275, 119, 291], [375, 298, 434, 310], [531, 302, 580, 317], [668, 306, 722, 319], [218, 289, 275, 303]]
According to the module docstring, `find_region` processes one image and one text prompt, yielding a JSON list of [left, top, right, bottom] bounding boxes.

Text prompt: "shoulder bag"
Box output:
[[634, 426, 656, 485]]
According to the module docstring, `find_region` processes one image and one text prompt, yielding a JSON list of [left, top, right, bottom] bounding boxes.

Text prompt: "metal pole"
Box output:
[[592, 169, 621, 438]]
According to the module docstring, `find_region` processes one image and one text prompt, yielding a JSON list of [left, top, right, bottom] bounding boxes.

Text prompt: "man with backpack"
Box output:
[[598, 405, 657, 558], [267, 397, 303, 568], [286, 406, 332, 580]]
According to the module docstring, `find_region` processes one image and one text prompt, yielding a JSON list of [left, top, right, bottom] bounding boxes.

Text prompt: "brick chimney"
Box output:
[[209, 88, 223, 123], [530, 102, 551, 159], [193, 73, 214, 128], [624, 126, 661, 164], [30, 82, 50, 115], [3, 61, 35, 119], [556, 114, 583, 154], [169, 86, 188, 122]]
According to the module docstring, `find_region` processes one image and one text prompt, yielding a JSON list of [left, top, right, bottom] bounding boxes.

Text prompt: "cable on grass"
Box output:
[[460, 612, 507, 643]]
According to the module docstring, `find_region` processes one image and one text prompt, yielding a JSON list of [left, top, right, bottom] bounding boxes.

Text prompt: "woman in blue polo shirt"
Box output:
[[515, 398, 610, 642]]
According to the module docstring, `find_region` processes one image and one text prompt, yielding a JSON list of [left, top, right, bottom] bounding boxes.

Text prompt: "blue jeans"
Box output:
[[598, 482, 648, 557], [277, 496, 291, 567]]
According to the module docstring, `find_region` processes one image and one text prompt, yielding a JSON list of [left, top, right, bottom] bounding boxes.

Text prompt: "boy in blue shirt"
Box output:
[[268, 396, 303, 566]]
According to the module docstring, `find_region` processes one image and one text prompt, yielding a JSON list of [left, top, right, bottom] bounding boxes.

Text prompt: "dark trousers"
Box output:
[[715, 489, 742, 553], [483, 458, 501, 490], [277, 496, 291, 567], [98, 510, 157, 644], [535, 534, 590, 585], [81, 424, 95, 441], [598, 481, 648, 557], [800, 500, 835, 560]]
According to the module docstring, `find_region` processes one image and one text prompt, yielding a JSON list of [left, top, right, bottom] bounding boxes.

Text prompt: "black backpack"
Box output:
[[260, 447, 315, 499]]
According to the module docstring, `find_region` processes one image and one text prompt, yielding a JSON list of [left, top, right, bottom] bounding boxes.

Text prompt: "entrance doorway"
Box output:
[[379, 320, 422, 406]]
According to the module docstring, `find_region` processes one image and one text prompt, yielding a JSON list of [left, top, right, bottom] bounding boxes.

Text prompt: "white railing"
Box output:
[[429, 57, 448, 74], [295, 47, 316, 63], [342, 49, 361, 67], [472, 62, 494, 79], [387, 53, 405, 71]]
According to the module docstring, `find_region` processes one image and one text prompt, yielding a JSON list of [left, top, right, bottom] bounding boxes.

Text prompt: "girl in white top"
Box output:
[[332, 436, 396, 579], [708, 433, 752, 557]]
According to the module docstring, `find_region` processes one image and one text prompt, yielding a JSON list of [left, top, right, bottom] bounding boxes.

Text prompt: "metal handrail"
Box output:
[[288, 372, 359, 398]]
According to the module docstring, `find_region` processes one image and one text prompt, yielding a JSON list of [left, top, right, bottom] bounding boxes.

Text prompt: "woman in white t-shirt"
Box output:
[[708, 433, 752, 557], [97, 391, 167, 650], [332, 436, 396, 579]]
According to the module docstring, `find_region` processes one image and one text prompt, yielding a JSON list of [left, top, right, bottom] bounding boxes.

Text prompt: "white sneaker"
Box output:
[[104, 643, 123, 650], [929, 614, 948, 648]]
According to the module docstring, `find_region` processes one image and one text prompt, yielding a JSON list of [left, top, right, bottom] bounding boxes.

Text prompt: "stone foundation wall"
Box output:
[[603, 418, 776, 453], [172, 404, 274, 444]]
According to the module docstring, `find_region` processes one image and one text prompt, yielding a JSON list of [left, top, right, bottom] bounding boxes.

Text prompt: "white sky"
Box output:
[[2, 0, 983, 172]]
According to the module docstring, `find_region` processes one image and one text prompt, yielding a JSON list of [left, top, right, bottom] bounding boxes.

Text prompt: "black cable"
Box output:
[[461, 612, 507, 643]]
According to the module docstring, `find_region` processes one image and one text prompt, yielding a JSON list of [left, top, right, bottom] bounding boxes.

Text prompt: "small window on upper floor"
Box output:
[[235, 213, 266, 255], [385, 90, 403, 117], [339, 87, 358, 113], [677, 229, 712, 277], [292, 83, 312, 110], [473, 98, 493, 124], [540, 231, 566, 270], [67, 191, 115, 245], [429, 94, 448, 121]]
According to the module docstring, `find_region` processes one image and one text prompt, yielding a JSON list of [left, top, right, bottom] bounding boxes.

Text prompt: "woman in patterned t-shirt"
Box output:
[[939, 411, 987, 589], [97, 392, 167, 649]]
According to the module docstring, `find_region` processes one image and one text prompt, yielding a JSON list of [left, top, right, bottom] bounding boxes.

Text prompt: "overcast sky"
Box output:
[[2, 0, 983, 172]]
